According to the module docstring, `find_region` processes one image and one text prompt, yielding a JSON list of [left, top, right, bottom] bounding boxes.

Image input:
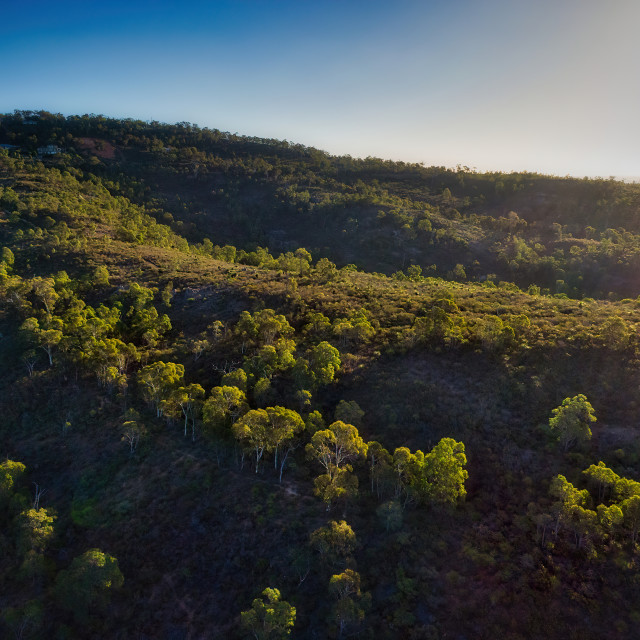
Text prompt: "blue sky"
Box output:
[[2, 0, 639, 177]]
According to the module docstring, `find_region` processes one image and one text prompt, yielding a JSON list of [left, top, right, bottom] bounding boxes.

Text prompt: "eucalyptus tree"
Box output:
[[137, 361, 185, 417], [549, 394, 596, 451], [329, 569, 368, 638], [309, 520, 357, 567], [306, 421, 367, 508], [232, 407, 304, 478], [0, 459, 26, 505], [173, 383, 206, 440], [306, 421, 368, 481], [54, 549, 124, 624], [549, 474, 591, 537], [582, 461, 619, 502], [202, 385, 249, 452], [19, 316, 63, 366], [366, 441, 392, 499], [16, 507, 56, 555], [240, 587, 295, 639], [422, 437, 469, 504]]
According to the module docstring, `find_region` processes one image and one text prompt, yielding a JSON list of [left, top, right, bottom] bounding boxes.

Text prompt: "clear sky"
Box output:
[[2, 0, 639, 178]]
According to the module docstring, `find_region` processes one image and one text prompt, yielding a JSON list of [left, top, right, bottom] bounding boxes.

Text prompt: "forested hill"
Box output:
[[2, 111, 640, 639], [3, 110, 640, 299]]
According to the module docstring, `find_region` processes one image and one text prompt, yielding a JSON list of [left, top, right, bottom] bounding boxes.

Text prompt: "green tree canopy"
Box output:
[[306, 422, 367, 508], [16, 507, 56, 555], [202, 385, 249, 438], [55, 549, 123, 623], [171, 382, 206, 439], [232, 407, 304, 476], [0, 459, 26, 503], [306, 421, 368, 482], [422, 437, 468, 504], [308, 341, 341, 386], [549, 394, 596, 451], [329, 569, 368, 638], [310, 520, 357, 566], [335, 400, 364, 428], [582, 461, 619, 502], [240, 587, 295, 639], [137, 361, 185, 417]]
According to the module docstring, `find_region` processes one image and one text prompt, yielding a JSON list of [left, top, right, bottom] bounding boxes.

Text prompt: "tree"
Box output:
[[335, 400, 364, 428], [613, 476, 640, 502], [549, 474, 591, 537], [308, 341, 341, 386], [243, 339, 296, 380], [566, 504, 598, 549], [221, 368, 248, 392], [305, 410, 325, 435], [202, 385, 249, 438], [29, 276, 59, 317], [413, 306, 454, 347], [235, 311, 258, 354], [16, 507, 55, 555], [421, 438, 468, 504], [233, 409, 271, 472], [314, 257, 338, 282], [549, 394, 596, 451], [476, 315, 514, 351], [235, 308, 294, 351], [329, 570, 368, 638], [265, 406, 305, 481], [232, 407, 304, 478], [313, 467, 359, 510], [332, 312, 375, 348], [303, 312, 332, 338], [253, 377, 274, 407], [599, 315, 630, 350], [582, 461, 619, 502], [20, 317, 63, 366], [295, 389, 312, 413], [306, 422, 367, 509], [92, 265, 110, 286], [310, 520, 357, 567], [137, 361, 185, 417], [120, 282, 171, 346], [55, 549, 123, 623], [87, 337, 138, 388], [597, 503, 623, 535], [306, 421, 368, 481], [172, 383, 205, 440], [406, 264, 422, 281], [392, 447, 424, 503], [0, 459, 26, 503], [329, 568, 362, 600], [121, 420, 144, 454], [1, 246, 15, 266], [366, 441, 393, 499], [240, 587, 295, 639]]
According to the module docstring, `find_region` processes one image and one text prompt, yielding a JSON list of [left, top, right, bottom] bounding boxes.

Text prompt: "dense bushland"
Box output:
[[1, 112, 640, 639]]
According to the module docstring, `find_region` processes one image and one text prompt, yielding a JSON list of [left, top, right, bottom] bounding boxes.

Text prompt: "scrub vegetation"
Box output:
[[2, 110, 640, 638]]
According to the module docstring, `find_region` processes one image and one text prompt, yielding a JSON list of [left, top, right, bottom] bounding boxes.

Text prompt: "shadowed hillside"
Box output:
[[1, 111, 640, 639]]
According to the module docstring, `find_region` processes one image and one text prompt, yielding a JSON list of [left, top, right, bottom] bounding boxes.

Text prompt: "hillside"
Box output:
[[2, 111, 640, 639], [5, 110, 640, 297]]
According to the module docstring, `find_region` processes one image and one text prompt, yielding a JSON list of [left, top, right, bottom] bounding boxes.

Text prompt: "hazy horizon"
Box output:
[[2, 0, 638, 179]]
